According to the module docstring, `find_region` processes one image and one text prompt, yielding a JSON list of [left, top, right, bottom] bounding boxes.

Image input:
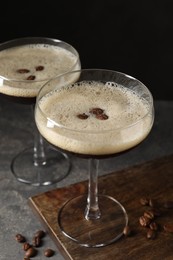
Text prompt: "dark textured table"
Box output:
[[0, 97, 173, 259]]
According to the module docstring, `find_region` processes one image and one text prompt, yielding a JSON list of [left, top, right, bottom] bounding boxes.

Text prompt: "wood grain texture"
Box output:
[[29, 155, 173, 260]]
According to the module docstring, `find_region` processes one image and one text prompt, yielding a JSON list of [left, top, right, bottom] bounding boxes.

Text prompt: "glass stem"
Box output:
[[31, 104, 47, 167], [85, 158, 101, 220]]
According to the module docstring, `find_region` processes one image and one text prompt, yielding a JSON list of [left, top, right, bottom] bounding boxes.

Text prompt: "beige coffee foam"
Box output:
[[0, 44, 80, 97]]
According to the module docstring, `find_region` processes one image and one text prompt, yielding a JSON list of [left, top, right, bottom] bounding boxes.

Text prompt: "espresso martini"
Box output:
[[35, 69, 154, 247], [36, 80, 153, 157], [0, 37, 81, 185]]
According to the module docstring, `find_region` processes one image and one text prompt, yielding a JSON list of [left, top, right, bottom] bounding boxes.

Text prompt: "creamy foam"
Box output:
[[0, 44, 80, 97], [35, 81, 153, 155]]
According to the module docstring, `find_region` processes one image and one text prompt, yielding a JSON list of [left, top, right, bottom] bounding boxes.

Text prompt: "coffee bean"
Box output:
[[25, 247, 37, 258], [89, 107, 104, 115], [23, 242, 31, 251], [163, 223, 173, 233], [32, 236, 41, 247], [15, 233, 26, 243], [26, 75, 36, 80], [96, 113, 109, 120], [44, 248, 55, 257], [149, 221, 158, 231], [139, 216, 151, 227], [144, 210, 155, 220], [123, 225, 132, 236], [77, 113, 89, 119], [17, 68, 30, 73], [35, 65, 44, 71], [144, 210, 155, 219], [34, 230, 46, 238], [147, 229, 156, 239]]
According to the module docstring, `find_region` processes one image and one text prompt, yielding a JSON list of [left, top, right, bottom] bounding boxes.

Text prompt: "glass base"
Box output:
[[11, 146, 71, 186], [58, 194, 128, 247]]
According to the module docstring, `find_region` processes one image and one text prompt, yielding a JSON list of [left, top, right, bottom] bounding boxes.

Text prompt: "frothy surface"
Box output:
[[36, 81, 153, 155], [0, 44, 80, 97]]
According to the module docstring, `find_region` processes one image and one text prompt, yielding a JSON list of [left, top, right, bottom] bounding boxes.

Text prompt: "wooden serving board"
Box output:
[[29, 155, 173, 260]]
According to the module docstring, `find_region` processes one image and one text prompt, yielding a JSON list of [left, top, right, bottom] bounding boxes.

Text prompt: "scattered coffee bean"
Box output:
[[15, 233, 26, 243], [140, 197, 149, 206], [25, 247, 37, 258], [34, 230, 46, 239], [44, 248, 55, 257], [138, 196, 173, 240], [32, 236, 41, 247], [17, 68, 30, 73], [35, 65, 44, 71], [144, 210, 155, 220], [149, 221, 158, 231], [15, 229, 55, 258], [139, 216, 151, 227], [147, 229, 156, 239], [23, 242, 31, 251], [77, 113, 89, 119], [163, 223, 173, 233], [163, 201, 173, 209], [123, 225, 132, 236], [26, 75, 36, 80]]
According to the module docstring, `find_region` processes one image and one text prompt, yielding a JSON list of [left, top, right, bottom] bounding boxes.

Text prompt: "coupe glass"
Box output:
[[0, 37, 81, 186], [35, 69, 154, 247]]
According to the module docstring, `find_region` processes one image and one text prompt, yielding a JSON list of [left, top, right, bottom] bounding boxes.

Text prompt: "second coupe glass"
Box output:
[[0, 37, 81, 186]]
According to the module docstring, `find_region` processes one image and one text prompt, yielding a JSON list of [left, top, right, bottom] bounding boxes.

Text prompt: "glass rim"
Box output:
[[36, 68, 154, 134], [0, 36, 80, 82]]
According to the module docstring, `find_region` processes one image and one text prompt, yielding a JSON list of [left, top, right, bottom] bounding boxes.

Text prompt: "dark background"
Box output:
[[1, 0, 173, 100]]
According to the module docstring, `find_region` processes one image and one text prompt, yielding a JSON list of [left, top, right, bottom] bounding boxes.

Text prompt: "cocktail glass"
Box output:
[[0, 37, 81, 186], [35, 69, 154, 246]]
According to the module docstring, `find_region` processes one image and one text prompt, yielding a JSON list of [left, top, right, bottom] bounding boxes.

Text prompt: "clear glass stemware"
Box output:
[[35, 69, 154, 246], [0, 37, 81, 186]]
